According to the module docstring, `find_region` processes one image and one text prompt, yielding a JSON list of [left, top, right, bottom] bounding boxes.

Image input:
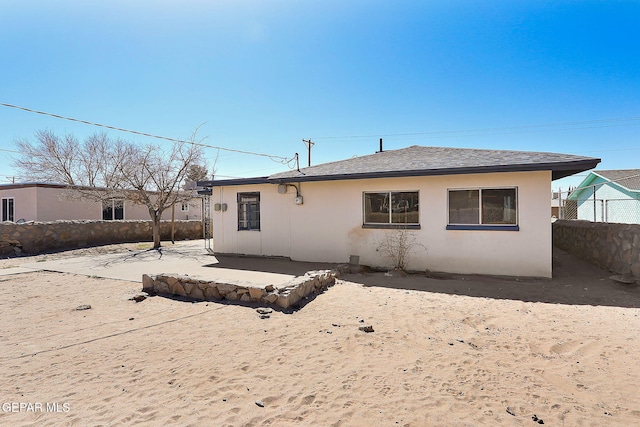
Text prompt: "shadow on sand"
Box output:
[[214, 249, 640, 309]]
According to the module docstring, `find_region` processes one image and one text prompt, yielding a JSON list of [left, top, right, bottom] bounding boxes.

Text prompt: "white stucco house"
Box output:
[[0, 183, 201, 222], [198, 145, 600, 278]]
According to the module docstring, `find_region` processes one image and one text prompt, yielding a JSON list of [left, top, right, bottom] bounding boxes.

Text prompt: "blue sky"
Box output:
[[1, 0, 639, 191]]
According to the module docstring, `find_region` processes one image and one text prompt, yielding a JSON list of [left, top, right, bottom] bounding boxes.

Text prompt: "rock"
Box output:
[[336, 264, 350, 274], [240, 293, 252, 302], [264, 293, 278, 303], [190, 287, 204, 300], [259, 314, 270, 319], [204, 286, 222, 300], [249, 287, 266, 299], [183, 282, 195, 294], [225, 291, 238, 301], [256, 307, 273, 315], [506, 407, 516, 416], [76, 304, 92, 311], [156, 281, 170, 295], [216, 283, 237, 295], [532, 414, 544, 424], [189, 286, 204, 301], [610, 275, 637, 285], [276, 294, 291, 309], [170, 282, 187, 297], [129, 293, 147, 303], [255, 400, 264, 407], [359, 325, 374, 333], [265, 285, 275, 292], [142, 274, 154, 292]]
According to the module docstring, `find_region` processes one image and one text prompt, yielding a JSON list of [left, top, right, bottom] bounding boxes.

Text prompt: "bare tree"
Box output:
[[13, 130, 204, 249], [14, 130, 80, 185], [116, 136, 204, 248]]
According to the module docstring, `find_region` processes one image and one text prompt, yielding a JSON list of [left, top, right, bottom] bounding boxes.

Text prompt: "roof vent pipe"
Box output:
[[377, 138, 383, 153]]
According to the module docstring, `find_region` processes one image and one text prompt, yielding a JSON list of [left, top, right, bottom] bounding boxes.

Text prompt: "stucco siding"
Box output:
[[0, 187, 37, 221], [0, 185, 199, 222], [35, 187, 101, 220], [211, 170, 552, 277]]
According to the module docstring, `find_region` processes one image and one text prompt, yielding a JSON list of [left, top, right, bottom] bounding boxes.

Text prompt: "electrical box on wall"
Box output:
[[294, 196, 303, 205], [278, 184, 287, 194], [221, 203, 227, 211], [214, 203, 221, 211]]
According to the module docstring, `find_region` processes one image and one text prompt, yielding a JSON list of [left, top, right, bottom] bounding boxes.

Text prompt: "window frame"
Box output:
[[102, 199, 125, 221], [362, 190, 420, 229], [446, 187, 519, 231], [2, 197, 15, 222], [180, 202, 189, 212], [237, 192, 261, 231]]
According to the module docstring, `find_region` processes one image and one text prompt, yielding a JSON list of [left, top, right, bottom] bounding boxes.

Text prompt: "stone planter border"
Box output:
[[142, 270, 336, 309]]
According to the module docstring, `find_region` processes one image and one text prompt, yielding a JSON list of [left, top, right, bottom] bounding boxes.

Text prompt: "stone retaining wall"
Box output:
[[0, 220, 202, 255], [142, 270, 336, 309], [553, 220, 640, 279]]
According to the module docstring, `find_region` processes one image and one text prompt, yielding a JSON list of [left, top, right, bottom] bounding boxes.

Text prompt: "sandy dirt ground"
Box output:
[[0, 244, 639, 426]]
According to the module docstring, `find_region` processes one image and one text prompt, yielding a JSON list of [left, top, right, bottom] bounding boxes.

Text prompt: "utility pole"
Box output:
[[302, 139, 314, 167]]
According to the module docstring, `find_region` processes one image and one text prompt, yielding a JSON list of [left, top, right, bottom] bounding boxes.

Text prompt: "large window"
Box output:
[[448, 188, 518, 230], [2, 197, 14, 222], [102, 199, 124, 220], [238, 192, 260, 230], [363, 191, 419, 227]]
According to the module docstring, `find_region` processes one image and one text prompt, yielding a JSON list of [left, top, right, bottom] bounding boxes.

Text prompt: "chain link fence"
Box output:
[[554, 191, 640, 224]]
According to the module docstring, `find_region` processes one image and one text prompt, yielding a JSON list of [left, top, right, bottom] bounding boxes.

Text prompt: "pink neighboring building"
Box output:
[[0, 183, 201, 222]]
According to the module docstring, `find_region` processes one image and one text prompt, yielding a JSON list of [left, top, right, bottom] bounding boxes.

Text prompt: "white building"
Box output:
[[199, 145, 599, 278]]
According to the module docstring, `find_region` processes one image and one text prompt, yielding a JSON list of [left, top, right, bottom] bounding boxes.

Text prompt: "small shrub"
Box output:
[[376, 229, 426, 271]]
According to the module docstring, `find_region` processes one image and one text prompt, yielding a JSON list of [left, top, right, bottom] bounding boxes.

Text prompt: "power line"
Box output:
[[0, 102, 293, 164], [311, 116, 640, 140], [0, 147, 21, 154]]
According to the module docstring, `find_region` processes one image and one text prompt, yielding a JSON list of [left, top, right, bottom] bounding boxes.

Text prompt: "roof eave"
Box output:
[[269, 159, 601, 183], [197, 177, 270, 187], [550, 158, 601, 180]]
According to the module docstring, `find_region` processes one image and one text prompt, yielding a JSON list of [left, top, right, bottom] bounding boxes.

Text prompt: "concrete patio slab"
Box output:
[[20, 240, 297, 288], [18, 240, 338, 309], [0, 266, 41, 276]]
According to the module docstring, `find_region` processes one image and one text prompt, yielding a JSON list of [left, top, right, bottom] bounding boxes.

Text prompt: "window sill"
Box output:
[[238, 229, 261, 231], [362, 223, 421, 230], [446, 224, 519, 231]]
